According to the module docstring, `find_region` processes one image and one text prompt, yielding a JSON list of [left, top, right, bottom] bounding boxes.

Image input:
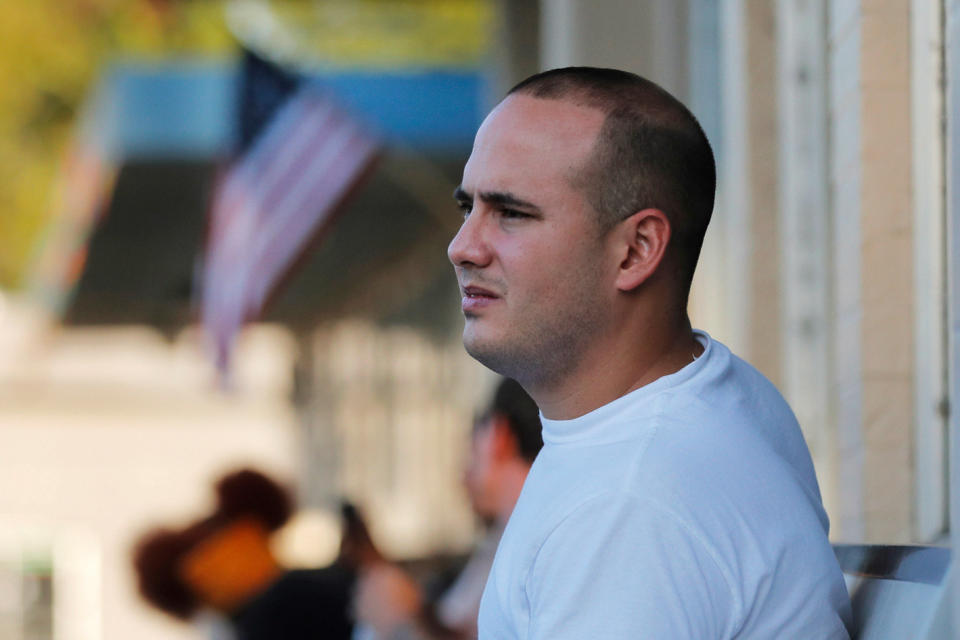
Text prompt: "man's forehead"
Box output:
[[462, 95, 604, 190], [478, 94, 604, 150]]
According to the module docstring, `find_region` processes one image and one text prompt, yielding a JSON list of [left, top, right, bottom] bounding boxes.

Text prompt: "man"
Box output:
[[353, 378, 542, 639], [448, 67, 850, 638]]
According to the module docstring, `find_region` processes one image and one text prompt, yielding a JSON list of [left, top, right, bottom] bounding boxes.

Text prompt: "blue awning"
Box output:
[[100, 60, 485, 160]]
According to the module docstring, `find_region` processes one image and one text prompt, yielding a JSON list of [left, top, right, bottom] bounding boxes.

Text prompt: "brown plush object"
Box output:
[[133, 527, 206, 619], [214, 469, 292, 532], [132, 468, 293, 619]]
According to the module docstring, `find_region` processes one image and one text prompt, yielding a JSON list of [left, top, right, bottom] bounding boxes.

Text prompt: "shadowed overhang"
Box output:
[[37, 61, 482, 338]]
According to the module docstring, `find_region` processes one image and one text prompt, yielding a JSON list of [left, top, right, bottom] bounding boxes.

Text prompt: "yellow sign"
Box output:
[[230, 0, 495, 69]]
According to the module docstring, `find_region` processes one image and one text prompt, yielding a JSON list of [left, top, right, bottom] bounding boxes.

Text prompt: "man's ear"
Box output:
[[613, 208, 671, 292]]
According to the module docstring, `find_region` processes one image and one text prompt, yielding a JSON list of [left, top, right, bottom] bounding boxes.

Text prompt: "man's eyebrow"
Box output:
[[452, 186, 542, 212]]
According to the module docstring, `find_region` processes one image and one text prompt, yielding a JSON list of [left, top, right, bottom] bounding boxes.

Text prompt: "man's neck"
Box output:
[[531, 319, 702, 420]]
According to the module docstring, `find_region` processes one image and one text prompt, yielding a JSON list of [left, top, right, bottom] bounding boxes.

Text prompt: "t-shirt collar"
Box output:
[[539, 330, 713, 445]]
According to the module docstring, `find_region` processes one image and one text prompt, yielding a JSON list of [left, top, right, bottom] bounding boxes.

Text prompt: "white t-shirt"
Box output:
[[478, 331, 851, 639]]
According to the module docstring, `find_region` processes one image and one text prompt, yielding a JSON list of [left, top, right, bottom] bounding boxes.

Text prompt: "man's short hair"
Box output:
[[507, 67, 716, 295], [480, 377, 543, 463]]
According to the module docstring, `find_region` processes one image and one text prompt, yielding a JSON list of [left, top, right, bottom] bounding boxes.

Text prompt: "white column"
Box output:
[[827, 0, 865, 541], [686, 0, 725, 336], [945, 0, 960, 627], [717, 0, 752, 355], [540, 0, 579, 69], [714, 0, 782, 382], [776, 0, 835, 527], [911, 0, 949, 543]]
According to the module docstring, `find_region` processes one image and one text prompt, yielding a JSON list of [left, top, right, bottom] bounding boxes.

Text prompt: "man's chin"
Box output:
[[461, 329, 487, 362], [463, 328, 493, 361], [462, 332, 516, 378]]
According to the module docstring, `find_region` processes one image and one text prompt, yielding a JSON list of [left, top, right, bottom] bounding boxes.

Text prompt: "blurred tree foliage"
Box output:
[[0, 0, 491, 291], [0, 0, 232, 289], [238, 0, 493, 70]]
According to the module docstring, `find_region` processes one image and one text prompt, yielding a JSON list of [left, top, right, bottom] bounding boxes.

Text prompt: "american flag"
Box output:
[[202, 52, 379, 377]]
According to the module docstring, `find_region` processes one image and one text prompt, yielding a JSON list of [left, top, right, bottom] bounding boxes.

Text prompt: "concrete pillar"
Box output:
[[293, 329, 340, 509]]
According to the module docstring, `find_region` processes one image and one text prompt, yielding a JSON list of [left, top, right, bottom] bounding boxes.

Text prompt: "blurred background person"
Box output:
[[353, 378, 542, 640], [133, 468, 360, 640]]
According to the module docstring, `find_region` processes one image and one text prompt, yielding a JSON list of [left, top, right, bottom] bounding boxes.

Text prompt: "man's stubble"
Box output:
[[463, 253, 611, 391]]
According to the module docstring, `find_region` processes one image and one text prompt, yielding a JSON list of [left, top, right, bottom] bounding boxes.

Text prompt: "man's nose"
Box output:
[[447, 212, 491, 268]]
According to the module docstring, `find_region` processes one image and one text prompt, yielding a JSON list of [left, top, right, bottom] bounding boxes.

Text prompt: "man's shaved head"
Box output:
[[507, 67, 716, 297]]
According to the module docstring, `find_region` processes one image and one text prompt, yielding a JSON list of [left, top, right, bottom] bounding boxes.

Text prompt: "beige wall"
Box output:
[[858, 0, 915, 543], [539, 0, 690, 100]]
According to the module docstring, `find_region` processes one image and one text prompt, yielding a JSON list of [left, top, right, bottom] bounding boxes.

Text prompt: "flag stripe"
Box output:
[[248, 126, 378, 311], [202, 80, 379, 375]]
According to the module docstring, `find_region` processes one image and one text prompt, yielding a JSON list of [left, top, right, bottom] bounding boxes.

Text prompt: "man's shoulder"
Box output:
[[685, 334, 795, 418], [651, 335, 809, 471]]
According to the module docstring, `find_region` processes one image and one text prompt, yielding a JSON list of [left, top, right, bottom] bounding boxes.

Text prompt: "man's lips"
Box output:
[[462, 284, 499, 297], [460, 285, 500, 313]]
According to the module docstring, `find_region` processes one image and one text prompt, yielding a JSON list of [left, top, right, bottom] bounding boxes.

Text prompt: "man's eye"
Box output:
[[500, 208, 529, 220], [457, 202, 473, 218]]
